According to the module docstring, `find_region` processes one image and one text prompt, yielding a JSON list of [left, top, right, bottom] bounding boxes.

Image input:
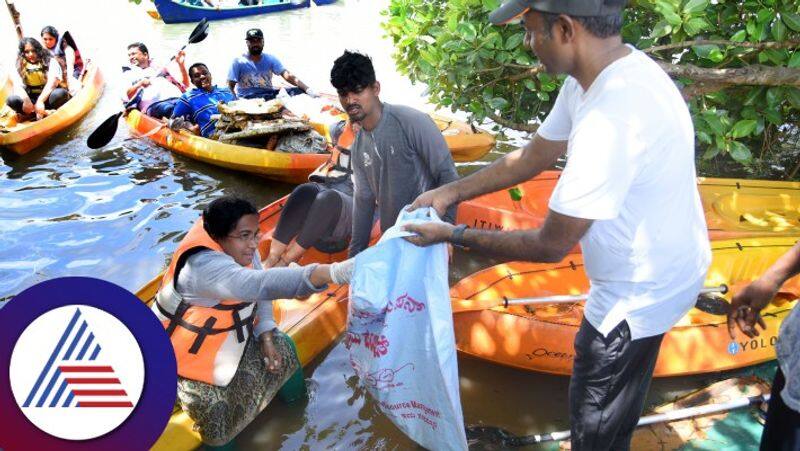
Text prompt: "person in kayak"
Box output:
[[330, 50, 459, 258], [170, 62, 236, 138], [728, 243, 800, 451], [6, 37, 70, 121], [123, 42, 189, 119], [40, 25, 84, 92], [404, 1, 711, 450], [264, 120, 361, 268], [227, 28, 318, 100], [154, 195, 353, 445]]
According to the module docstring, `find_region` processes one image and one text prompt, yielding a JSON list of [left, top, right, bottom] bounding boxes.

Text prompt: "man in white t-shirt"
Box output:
[[405, 0, 711, 449], [122, 42, 188, 119]]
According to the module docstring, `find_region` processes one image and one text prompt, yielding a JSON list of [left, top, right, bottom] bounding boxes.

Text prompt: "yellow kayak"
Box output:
[[0, 73, 10, 107], [450, 236, 800, 377], [0, 62, 104, 155], [457, 171, 800, 239]]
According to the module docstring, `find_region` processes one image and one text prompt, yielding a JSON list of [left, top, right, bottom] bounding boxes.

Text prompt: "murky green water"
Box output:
[[0, 1, 767, 449]]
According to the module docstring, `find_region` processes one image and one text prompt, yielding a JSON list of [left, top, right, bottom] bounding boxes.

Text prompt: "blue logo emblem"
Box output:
[[23, 307, 136, 410], [727, 341, 739, 355]]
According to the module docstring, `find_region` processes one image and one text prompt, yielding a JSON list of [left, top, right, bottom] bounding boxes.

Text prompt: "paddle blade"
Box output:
[[188, 18, 209, 44], [87, 112, 123, 149]]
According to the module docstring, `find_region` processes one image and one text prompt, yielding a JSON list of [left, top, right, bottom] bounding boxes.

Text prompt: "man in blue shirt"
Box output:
[[227, 28, 318, 100], [172, 63, 235, 138]]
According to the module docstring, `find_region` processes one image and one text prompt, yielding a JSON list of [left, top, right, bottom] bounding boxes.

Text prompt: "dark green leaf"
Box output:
[[684, 17, 711, 35], [766, 87, 784, 107], [505, 32, 525, 50], [730, 30, 747, 42], [730, 119, 757, 138], [729, 141, 753, 163], [763, 106, 783, 125], [788, 51, 800, 68], [746, 19, 758, 38], [787, 88, 800, 109], [692, 44, 719, 58], [743, 87, 765, 105], [488, 97, 509, 110], [523, 78, 537, 91], [772, 16, 788, 41], [457, 22, 477, 41], [702, 146, 721, 159], [697, 130, 713, 144], [756, 8, 775, 24], [683, 0, 709, 14], [783, 13, 800, 32], [651, 20, 673, 38], [702, 112, 727, 135], [762, 49, 787, 65], [482, 0, 501, 12]]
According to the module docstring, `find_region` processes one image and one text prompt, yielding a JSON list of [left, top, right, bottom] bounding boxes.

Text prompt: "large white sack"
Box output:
[[347, 208, 468, 451]]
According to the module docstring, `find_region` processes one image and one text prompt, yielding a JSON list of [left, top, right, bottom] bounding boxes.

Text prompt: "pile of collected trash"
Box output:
[[210, 98, 327, 154]]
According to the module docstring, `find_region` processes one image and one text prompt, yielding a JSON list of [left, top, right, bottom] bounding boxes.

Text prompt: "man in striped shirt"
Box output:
[[171, 62, 235, 138]]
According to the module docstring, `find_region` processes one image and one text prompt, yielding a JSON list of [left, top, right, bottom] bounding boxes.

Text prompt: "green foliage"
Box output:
[[384, 0, 800, 177]]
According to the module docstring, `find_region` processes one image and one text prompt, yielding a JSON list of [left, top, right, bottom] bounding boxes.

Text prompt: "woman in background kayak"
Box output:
[[40, 25, 84, 93]]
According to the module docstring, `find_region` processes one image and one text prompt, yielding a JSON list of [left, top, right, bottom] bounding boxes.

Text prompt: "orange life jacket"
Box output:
[[308, 120, 355, 185], [152, 220, 256, 386]]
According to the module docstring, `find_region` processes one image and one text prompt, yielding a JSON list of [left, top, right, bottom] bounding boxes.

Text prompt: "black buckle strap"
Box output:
[[156, 301, 255, 354]]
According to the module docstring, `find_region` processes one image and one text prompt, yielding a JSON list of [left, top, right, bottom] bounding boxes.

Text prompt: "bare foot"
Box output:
[[279, 241, 308, 266], [264, 239, 288, 269]]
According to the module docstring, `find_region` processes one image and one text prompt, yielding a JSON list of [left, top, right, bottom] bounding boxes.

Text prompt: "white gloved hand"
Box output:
[[305, 88, 320, 98], [329, 258, 355, 285]]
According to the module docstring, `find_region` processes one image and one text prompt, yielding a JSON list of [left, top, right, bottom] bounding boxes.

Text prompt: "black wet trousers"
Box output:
[[761, 367, 800, 451], [273, 183, 342, 250], [569, 319, 664, 451], [7, 88, 70, 115]]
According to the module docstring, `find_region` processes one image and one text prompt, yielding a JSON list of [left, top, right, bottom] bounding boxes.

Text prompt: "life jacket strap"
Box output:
[[156, 300, 255, 354]]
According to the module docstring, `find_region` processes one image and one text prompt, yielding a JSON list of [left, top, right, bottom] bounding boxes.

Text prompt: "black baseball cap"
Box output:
[[245, 28, 263, 40], [489, 0, 626, 24]]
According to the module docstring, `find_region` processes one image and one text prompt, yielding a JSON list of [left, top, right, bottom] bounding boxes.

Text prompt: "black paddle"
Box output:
[[86, 18, 209, 149]]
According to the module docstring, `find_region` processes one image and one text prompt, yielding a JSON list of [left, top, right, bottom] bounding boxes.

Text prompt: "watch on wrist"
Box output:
[[450, 224, 468, 247]]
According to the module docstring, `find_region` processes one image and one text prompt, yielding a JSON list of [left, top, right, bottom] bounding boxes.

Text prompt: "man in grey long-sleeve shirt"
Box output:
[[330, 50, 459, 257]]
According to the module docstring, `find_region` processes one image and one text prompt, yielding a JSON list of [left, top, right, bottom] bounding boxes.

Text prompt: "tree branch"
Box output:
[[487, 112, 539, 133], [644, 39, 800, 54], [655, 61, 800, 88]]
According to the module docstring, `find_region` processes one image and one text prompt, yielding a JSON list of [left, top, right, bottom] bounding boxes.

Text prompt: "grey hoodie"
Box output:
[[349, 103, 459, 257]]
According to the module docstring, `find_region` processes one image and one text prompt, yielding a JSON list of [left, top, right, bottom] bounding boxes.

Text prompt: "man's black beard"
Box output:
[[248, 48, 262, 56]]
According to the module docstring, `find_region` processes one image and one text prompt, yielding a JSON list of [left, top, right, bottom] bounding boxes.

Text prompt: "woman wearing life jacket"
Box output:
[[265, 120, 362, 268], [155, 196, 352, 445], [40, 26, 84, 92], [6, 37, 70, 121]]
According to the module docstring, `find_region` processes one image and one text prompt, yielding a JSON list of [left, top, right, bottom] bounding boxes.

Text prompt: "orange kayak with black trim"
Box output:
[[449, 236, 800, 377], [456, 170, 800, 239], [128, 109, 494, 183], [0, 62, 104, 155]]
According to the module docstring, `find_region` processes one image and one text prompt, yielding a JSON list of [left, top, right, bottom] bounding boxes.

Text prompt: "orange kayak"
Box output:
[[137, 194, 375, 450], [0, 63, 104, 155], [450, 236, 800, 377], [456, 170, 800, 239], [128, 109, 494, 184]]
